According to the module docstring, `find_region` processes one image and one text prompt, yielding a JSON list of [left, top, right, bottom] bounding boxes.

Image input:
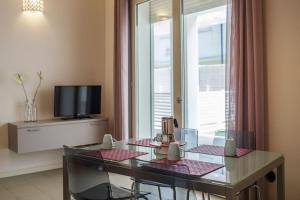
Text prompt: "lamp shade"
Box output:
[[23, 0, 44, 12]]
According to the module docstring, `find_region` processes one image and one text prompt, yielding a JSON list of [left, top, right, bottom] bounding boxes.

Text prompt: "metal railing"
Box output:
[[153, 93, 172, 130], [153, 91, 226, 135]]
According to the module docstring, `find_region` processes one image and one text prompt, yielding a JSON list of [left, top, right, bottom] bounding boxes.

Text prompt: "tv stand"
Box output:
[[8, 117, 108, 154]]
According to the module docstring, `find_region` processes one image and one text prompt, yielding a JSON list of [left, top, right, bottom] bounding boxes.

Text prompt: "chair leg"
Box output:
[[139, 196, 149, 200], [186, 189, 190, 200], [131, 182, 135, 194], [253, 184, 262, 200], [172, 186, 176, 200], [207, 193, 210, 200], [202, 192, 205, 200], [158, 186, 162, 200]]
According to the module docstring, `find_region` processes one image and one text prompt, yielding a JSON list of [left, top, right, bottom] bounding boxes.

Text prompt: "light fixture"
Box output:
[[23, 0, 44, 12]]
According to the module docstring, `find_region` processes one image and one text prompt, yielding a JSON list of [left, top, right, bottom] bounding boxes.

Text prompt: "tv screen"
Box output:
[[54, 85, 101, 118]]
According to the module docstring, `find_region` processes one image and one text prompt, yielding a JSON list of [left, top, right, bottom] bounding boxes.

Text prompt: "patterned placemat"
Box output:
[[85, 149, 148, 161], [128, 138, 153, 147], [188, 145, 252, 157], [144, 158, 224, 176], [128, 138, 185, 147]]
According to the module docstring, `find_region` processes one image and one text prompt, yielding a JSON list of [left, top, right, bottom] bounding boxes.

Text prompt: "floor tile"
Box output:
[[0, 169, 222, 200]]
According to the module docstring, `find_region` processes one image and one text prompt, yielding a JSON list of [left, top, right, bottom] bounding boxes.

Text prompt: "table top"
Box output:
[[82, 139, 283, 187]]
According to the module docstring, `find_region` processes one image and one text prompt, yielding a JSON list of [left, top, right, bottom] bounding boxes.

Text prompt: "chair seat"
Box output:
[[74, 183, 148, 200]]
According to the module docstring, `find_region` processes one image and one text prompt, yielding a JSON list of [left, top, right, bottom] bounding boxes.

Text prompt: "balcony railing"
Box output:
[[153, 91, 226, 137], [153, 93, 172, 130]]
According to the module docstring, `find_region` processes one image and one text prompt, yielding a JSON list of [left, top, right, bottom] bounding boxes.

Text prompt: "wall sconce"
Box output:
[[23, 0, 44, 12]]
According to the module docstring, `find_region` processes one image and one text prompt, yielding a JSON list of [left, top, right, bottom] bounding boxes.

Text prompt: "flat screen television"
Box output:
[[54, 85, 101, 119]]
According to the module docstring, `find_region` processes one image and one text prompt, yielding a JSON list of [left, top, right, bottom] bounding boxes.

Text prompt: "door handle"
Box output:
[[176, 97, 183, 104]]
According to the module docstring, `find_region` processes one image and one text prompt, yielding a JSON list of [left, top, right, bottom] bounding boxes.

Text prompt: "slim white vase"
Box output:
[[224, 138, 236, 157]]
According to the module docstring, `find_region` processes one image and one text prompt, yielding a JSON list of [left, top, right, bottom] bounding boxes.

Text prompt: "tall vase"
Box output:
[[24, 100, 37, 122]]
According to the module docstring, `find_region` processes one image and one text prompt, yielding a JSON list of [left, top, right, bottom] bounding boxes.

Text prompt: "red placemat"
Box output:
[[128, 138, 153, 147], [144, 158, 223, 176], [188, 145, 252, 157], [128, 138, 185, 147], [85, 149, 148, 161]]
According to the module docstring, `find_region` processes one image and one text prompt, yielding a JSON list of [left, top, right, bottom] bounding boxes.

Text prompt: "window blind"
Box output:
[[149, 0, 226, 23], [183, 0, 227, 15], [150, 0, 172, 23]]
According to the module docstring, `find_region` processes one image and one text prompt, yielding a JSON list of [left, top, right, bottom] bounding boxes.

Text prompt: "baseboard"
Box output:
[[0, 162, 62, 179]]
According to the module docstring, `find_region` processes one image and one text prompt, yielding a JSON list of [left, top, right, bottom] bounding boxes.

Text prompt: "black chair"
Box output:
[[132, 128, 200, 200], [131, 158, 199, 200], [63, 146, 150, 200]]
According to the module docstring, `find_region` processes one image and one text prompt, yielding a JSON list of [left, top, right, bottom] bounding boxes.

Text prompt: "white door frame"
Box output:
[[132, 0, 183, 138]]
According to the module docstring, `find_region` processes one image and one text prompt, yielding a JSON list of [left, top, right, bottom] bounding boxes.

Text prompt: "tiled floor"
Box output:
[[0, 169, 222, 200], [0, 169, 63, 200]]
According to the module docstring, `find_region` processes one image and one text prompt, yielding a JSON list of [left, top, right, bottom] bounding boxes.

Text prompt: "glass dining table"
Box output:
[[63, 139, 284, 200]]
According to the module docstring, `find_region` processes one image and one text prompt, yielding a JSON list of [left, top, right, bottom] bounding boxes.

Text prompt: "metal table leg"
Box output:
[[277, 162, 285, 200]]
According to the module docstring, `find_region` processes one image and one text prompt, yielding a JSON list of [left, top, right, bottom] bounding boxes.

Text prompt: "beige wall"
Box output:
[[264, 0, 300, 199], [104, 0, 115, 132], [0, 0, 106, 148]]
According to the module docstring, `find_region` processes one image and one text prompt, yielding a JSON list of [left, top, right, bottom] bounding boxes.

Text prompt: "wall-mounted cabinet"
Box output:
[[8, 118, 108, 154]]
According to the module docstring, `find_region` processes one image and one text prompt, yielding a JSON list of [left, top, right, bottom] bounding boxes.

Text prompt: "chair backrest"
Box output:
[[174, 128, 198, 149], [131, 158, 197, 198], [227, 130, 256, 150], [63, 146, 111, 200], [131, 158, 191, 182]]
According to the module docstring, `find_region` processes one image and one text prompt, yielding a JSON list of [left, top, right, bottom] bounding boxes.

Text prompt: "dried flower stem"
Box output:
[[20, 81, 29, 102], [32, 78, 41, 104]]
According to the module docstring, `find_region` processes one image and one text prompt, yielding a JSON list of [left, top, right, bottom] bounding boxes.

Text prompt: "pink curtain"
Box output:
[[226, 0, 265, 199], [114, 0, 132, 140], [226, 0, 265, 150]]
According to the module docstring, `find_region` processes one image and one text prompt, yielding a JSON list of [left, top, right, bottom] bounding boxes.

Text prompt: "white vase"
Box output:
[[102, 134, 114, 149], [168, 142, 181, 161], [224, 138, 236, 157]]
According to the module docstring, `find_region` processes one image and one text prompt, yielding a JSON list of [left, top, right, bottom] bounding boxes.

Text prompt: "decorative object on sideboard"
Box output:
[[15, 71, 43, 122], [23, 0, 44, 12]]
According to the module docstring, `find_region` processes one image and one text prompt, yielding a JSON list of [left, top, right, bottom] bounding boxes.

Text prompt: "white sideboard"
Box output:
[[8, 117, 108, 154]]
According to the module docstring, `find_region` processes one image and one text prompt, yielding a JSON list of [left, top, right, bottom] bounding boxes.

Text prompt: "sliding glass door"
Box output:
[[134, 0, 227, 143], [183, 0, 227, 145], [135, 0, 176, 139]]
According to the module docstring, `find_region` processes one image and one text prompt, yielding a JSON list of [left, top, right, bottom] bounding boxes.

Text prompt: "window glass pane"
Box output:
[[136, 0, 173, 138], [198, 24, 223, 65], [183, 2, 227, 145], [136, 1, 152, 139], [151, 1, 173, 133]]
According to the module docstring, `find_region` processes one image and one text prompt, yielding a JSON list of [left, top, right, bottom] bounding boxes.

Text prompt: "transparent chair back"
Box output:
[[227, 130, 256, 150], [174, 128, 199, 150], [63, 146, 111, 200], [131, 158, 197, 199]]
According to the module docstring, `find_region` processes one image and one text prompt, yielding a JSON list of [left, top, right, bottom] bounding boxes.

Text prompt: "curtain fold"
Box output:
[[114, 0, 132, 140], [226, 0, 264, 150], [226, 0, 265, 199]]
